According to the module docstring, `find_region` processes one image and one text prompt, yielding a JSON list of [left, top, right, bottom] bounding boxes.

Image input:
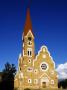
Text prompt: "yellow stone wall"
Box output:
[[14, 31, 58, 89]]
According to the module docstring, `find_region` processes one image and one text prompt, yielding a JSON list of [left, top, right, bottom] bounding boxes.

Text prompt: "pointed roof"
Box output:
[[24, 8, 32, 36]]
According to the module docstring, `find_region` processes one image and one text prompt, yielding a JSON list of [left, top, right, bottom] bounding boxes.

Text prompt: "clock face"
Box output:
[[40, 62, 48, 71]]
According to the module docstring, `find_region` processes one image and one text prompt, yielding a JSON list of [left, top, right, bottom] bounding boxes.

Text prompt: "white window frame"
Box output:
[[40, 62, 48, 71], [28, 59, 31, 63], [27, 48, 32, 57], [28, 79, 32, 83], [27, 67, 33, 72]]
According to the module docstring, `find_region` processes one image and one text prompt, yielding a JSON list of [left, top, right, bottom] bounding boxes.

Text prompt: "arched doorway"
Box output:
[[41, 77, 49, 88], [42, 82, 46, 88]]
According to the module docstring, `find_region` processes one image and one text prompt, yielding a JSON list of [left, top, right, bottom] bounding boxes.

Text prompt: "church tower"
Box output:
[[18, 8, 35, 72], [22, 8, 35, 71], [22, 8, 35, 60], [17, 8, 35, 88]]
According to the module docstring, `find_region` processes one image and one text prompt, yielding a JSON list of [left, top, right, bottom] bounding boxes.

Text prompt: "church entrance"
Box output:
[[42, 82, 46, 88], [40, 76, 49, 88]]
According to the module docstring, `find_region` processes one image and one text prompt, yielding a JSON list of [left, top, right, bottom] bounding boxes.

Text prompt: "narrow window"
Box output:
[[28, 79, 32, 83], [27, 48, 32, 57], [28, 51, 29, 56], [34, 79, 38, 84], [30, 51, 31, 56]]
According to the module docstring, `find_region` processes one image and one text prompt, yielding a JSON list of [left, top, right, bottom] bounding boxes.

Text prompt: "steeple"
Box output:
[[24, 8, 32, 36]]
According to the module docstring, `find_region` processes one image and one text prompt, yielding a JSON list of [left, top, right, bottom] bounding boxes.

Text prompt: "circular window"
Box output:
[[40, 62, 48, 71]]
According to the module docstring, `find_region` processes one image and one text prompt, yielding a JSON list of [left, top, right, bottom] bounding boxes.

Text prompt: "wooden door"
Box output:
[[42, 82, 46, 88]]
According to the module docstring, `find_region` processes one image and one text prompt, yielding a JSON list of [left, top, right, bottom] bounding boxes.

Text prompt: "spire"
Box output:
[[24, 8, 32, 36]]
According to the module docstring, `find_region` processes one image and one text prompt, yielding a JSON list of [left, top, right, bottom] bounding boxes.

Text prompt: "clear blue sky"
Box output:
[[0, 0, 67, 71]]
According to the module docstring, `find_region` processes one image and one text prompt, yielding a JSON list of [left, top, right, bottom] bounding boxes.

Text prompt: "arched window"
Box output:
[[28, 37, 32, 46], [28, 79, 32, 83], [28, 37, 32, 41], [27, 48, 32, 57]]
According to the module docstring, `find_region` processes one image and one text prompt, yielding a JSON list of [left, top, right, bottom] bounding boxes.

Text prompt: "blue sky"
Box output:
[[0, 0, 67, 71]]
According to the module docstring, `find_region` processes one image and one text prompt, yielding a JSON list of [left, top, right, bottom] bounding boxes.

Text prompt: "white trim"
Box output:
[[24, 65, 27, 66], [27, 67, 33, 72], [25, 30, 34, 38], [34, 45, 55, 68], [19, 72, 23, 79], [18, 53, 21, 71], [23, 49, 27, 56], [19, 53, 21, 59], [41, 77, 49, 82], [23, 42, 24, 47], [28, 79, 32, 83], [28, 59, 31, 63], [41, 77, 49, 86], [39, 73, 51, 79], [40, 62, 49, 71], [27, 48, 32, 57]]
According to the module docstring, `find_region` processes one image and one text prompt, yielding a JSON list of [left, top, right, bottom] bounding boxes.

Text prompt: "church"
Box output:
[[14, 8, 58, 90]]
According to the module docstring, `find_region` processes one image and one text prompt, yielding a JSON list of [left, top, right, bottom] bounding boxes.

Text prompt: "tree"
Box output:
[[58, 79, 67, 89], [1, 62, 16, 90]]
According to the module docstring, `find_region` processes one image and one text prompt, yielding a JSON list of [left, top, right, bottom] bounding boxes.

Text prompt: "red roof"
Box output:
[[24, 8, 32, 36]]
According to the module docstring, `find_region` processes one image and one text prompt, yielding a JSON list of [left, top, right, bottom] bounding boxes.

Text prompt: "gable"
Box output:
[[25, 30, 34, 38], [34, 46, 55, 69]]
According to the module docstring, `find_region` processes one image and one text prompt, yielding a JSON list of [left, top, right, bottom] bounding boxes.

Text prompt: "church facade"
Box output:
[[14, 8, 58, 90]]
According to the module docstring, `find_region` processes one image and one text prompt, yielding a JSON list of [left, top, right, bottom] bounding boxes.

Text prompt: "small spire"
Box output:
[[24, 8, 32, 36]]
